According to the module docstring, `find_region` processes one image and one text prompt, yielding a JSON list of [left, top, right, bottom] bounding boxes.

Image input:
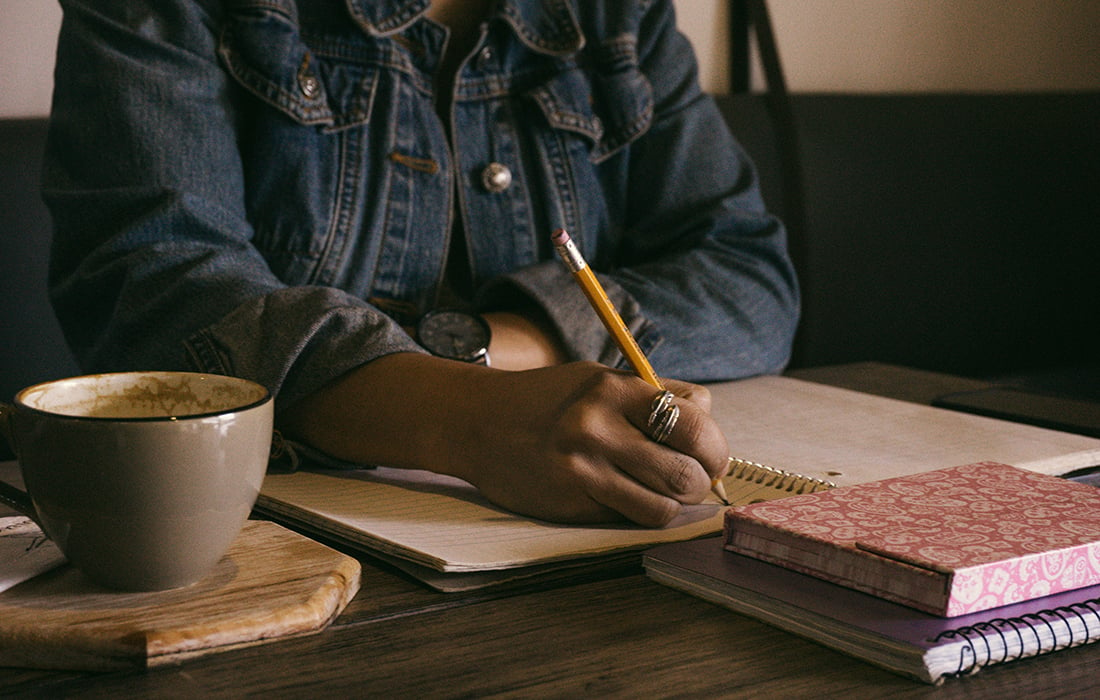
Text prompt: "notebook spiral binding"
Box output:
[[727, 457, 836, 494], [937, 599, 1100, 677]]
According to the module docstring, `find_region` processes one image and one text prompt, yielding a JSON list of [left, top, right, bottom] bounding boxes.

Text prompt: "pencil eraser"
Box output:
[[551, 229, 570, 246]]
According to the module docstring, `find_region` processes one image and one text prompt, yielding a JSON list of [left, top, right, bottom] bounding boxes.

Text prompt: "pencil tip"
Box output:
[[712, 477, 729, 506]]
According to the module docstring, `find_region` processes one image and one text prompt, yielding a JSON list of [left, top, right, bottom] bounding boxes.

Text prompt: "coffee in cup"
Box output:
[[0, 371, 272, 591]]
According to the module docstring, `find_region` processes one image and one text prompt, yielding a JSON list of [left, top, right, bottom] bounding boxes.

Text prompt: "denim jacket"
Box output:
[[44, 0, 799, 409]]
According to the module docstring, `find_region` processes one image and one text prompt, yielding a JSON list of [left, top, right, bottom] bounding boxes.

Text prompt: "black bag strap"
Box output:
[[729, 0, 807, 364]]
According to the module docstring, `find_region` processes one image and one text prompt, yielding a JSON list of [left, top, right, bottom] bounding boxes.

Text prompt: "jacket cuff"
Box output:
[[184, 286, 426, 410]]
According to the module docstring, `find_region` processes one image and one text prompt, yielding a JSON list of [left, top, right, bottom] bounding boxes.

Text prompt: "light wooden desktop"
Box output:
[[3, 362, 1099, 698]]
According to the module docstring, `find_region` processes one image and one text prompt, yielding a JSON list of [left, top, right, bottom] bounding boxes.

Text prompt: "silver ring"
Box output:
[[648, 391, 674, 429], [652, 404, 679, 444], [647, 390, 679, 444]]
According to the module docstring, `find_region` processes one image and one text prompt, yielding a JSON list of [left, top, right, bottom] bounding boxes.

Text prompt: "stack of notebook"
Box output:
[[644, 461, 1100, 684]]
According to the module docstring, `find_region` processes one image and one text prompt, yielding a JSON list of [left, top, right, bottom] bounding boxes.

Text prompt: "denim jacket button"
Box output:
[[299, 73, 320, 99], [480, 162, 512, 193], [475, 45, 495, 71]]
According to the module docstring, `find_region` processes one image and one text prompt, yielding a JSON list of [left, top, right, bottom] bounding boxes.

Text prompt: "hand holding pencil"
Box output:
[[279, 228, 730, 528], [552, 229, 731, 506]]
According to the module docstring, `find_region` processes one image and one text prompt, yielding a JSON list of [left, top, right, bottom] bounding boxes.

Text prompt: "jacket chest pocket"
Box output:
[[218, 0, 379, 131], [527, 40, 654, 165]]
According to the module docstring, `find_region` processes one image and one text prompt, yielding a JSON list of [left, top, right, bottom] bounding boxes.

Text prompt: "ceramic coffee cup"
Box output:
[[0, 371, 273, 591]]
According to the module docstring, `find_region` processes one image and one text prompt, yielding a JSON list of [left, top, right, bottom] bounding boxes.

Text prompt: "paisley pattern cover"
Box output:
[[724, 462, 1100, 616]]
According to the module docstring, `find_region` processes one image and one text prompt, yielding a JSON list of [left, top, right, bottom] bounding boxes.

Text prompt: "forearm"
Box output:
[[280, 306, 569, 467], [482, 310, 568, 371], [278, 353, 487, 475]]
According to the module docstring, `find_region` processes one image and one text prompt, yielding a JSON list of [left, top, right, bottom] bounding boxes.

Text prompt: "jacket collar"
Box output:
[[344, 0, 583, 55]]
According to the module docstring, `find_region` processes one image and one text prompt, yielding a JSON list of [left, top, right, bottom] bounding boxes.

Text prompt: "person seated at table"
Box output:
[[42, 0, 798, 527]]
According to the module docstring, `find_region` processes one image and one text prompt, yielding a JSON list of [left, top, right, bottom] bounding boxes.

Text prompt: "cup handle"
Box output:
[[0, 402, 36, 520]]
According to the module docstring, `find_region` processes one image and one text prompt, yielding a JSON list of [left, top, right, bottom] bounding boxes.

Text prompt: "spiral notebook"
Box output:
[[644, 536, 1100, 684], [256, 376, 1100, 592]]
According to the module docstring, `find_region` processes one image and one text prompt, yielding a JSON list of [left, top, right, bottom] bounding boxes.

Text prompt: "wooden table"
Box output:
[[4, 362, 1099, 698]]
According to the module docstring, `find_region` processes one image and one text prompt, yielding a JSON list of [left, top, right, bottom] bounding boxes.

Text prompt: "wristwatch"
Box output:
[[415, 309, 492, 366]]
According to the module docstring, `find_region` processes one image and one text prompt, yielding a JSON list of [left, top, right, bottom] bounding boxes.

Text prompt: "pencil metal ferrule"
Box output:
[[554, 236, 587, 274]]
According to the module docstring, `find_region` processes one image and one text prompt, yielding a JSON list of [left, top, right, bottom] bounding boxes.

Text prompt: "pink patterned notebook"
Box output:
[[723, 462, 1100, 616]]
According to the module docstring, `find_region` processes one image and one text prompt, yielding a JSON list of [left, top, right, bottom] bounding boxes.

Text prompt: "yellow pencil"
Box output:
[[551, 229, 730, 506]]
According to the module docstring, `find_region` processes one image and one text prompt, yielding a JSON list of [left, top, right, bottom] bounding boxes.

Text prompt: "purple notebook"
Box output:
[[644, 537, 1100, 685]]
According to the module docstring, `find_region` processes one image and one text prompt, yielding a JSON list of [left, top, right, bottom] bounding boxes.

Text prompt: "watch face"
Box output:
[[417, 310, 491, 363]]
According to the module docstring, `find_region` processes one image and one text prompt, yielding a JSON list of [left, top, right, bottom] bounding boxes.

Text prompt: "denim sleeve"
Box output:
[[483, 1, 799, 382], [42, 0, 423, 409]]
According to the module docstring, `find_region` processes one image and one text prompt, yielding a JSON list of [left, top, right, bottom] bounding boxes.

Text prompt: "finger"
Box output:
[[601, 397, 713, 503], [610, 407, 714, 503], [629, 390, 729, 482], [663, 378, 712, 413], [655, 397, 729, 480], [581, 460, 684, 528], [614, 441, 713, 505]]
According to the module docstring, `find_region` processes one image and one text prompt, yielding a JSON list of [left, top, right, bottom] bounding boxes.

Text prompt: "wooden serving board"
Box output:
[[0, 520, 360, 671]]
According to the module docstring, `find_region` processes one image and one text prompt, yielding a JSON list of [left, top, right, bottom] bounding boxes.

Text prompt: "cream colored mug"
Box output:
[[0, 371, 272, 591]]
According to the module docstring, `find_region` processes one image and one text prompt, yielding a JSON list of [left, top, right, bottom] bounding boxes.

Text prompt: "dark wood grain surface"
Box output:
[[4, 363, 1099, 698]]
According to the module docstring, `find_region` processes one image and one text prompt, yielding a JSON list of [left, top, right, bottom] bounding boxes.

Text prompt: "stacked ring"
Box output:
[[647, 390, 680, 444]]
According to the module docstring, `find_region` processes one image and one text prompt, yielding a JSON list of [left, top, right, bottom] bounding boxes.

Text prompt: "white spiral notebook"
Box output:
[[256, 375, 1100, 591]]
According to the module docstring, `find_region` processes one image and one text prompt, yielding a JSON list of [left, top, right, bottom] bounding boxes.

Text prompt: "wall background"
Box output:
[[2, 0, 1099, 119]]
